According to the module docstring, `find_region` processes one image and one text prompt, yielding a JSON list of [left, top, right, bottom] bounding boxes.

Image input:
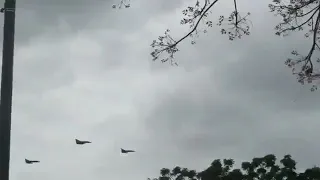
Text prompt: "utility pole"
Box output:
[[0, 0, 16, 180]]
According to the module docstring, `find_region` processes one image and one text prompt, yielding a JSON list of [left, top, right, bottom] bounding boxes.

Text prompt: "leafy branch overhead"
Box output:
[[148, 154, 320, 180], [114, 0, 320, 90], [113, 0, 250, 65], [150, 0, 251, 65], [269, 0, 320, 90]]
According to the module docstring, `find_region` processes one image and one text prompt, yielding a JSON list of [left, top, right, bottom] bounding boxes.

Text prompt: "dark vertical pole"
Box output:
[[0, 0, 16, 180]]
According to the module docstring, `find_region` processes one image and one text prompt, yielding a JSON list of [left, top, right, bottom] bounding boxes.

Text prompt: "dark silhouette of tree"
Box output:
[[113, 0, 320, 90], [147, 154, 320, 180]]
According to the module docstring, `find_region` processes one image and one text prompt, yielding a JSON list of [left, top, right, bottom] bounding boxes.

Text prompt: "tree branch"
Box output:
[[270, 0, 320, 90], [150, 0, 251, 65], [278, 7, 320, 34], [172, 0, 219, 47]]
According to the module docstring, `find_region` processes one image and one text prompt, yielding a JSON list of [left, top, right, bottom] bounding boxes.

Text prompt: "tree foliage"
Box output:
[[269, 0, 320, 91], [113, 0, 320, 90], [148, 154, 320, 180], [113, 0, 251, 66]]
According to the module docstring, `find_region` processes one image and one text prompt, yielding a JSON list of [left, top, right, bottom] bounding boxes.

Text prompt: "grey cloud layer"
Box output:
[[12, 0, 187, 44], [4, 0, 320, 180], [144, 11, 320, 170]]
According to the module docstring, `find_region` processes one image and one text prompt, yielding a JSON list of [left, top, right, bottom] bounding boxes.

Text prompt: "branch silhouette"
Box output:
[[270, 0, 320, 90], [150, 0, 251, 65]]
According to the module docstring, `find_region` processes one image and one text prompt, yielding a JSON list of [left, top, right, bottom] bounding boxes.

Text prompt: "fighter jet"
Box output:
[[121, 148, 135, 153], [75, 139, 91, 145], [25, 158, 40, 164]]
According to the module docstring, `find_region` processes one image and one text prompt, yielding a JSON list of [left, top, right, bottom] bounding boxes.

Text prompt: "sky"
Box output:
[[0, 0, 319, 179]]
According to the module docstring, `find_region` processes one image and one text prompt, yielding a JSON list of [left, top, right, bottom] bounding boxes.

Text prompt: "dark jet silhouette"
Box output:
[[75, 139, 91, 145], [25, 159, 40, 164], [121, 148, 135, 153]]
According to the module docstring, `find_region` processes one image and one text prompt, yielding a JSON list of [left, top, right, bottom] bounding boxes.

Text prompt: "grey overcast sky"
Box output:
[[1, 0, 320, 179]]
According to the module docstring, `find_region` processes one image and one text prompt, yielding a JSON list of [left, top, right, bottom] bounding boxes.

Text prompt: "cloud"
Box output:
[[12, 0, 192, 45], [4, 0, 320, 180], [142, 0, 320, 171]]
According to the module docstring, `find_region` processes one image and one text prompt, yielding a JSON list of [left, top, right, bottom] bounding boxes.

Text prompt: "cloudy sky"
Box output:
[[1, 0, 320, 179]]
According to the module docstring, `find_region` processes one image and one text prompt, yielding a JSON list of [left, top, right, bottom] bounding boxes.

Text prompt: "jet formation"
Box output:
[[25, 139, 136, 164]]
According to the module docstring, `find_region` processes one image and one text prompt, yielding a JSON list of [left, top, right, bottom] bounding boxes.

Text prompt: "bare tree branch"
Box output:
[[175, 0, 217, 47], [114, 0, 320, 91], [150, 0, 217, 65], [150, 0, 251, 65], [270, 0, 320, 91]]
